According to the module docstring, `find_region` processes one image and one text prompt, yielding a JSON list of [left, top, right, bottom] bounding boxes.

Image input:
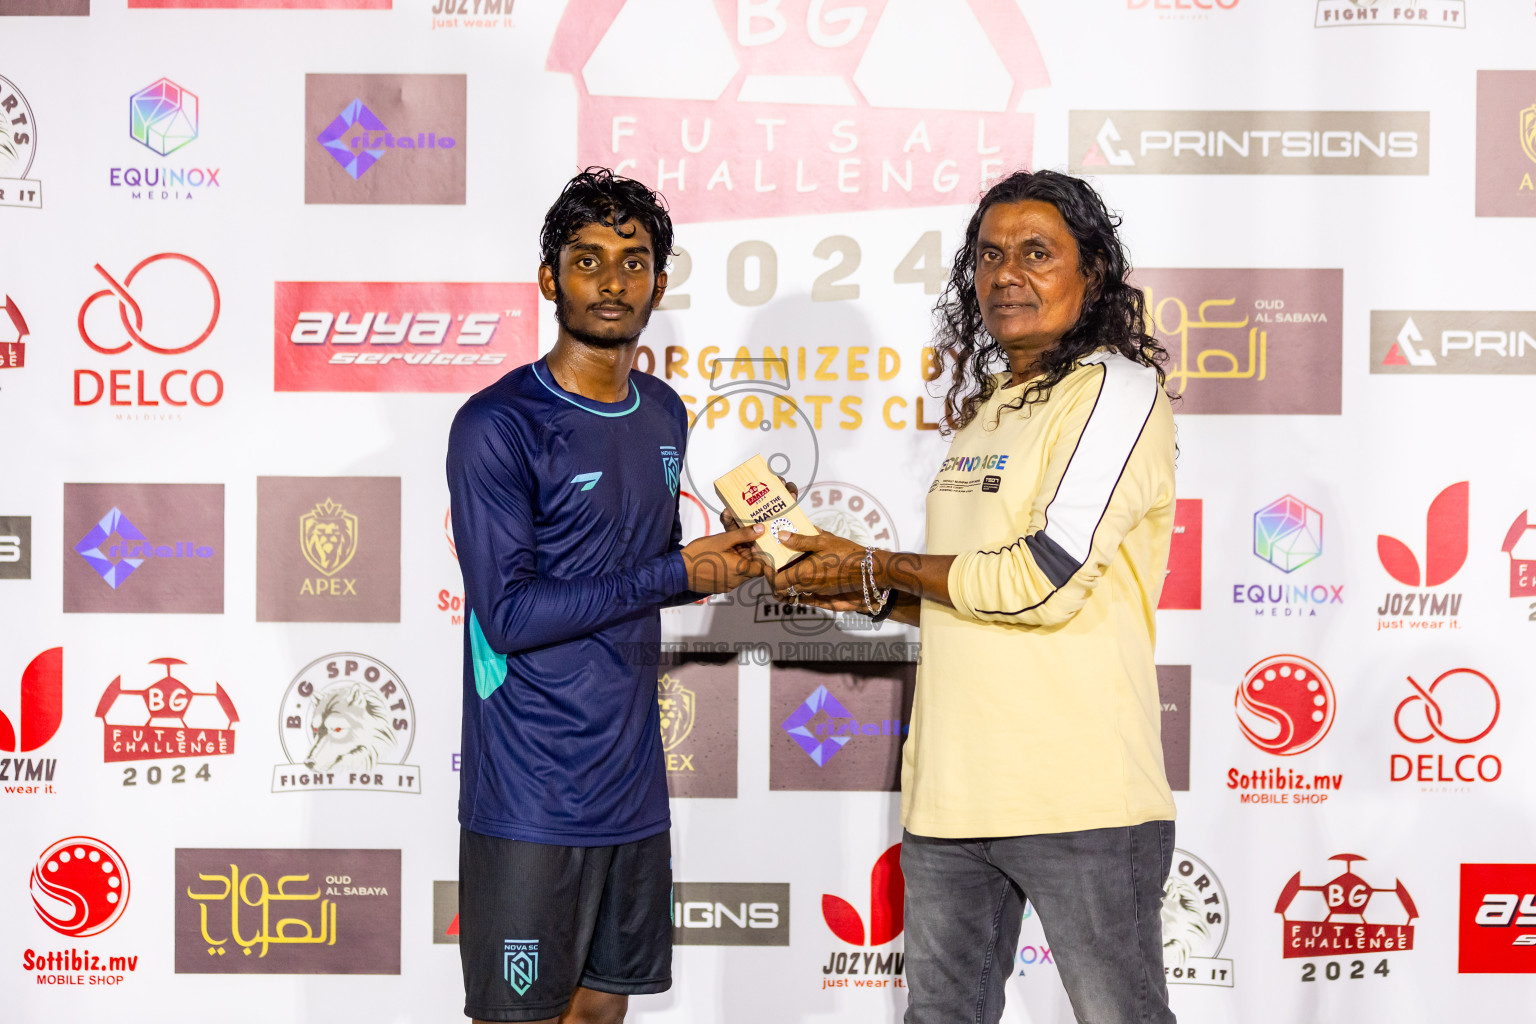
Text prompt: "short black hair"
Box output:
[[538, 167, 675, 277]]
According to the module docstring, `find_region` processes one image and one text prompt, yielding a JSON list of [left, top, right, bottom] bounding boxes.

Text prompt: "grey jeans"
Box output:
[[901, 821, 1176, 1024]]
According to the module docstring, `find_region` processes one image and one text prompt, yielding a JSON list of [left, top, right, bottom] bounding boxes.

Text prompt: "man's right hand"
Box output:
[[682, 524, 764, 594]]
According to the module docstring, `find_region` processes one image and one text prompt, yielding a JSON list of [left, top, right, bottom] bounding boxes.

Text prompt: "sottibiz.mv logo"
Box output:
[[547, 0, 1049, 221], [1461, 864, 1536, 973], [822, 843, 904, 987], [1376, 481, 1467, 627], [274, 282, 536, 393]]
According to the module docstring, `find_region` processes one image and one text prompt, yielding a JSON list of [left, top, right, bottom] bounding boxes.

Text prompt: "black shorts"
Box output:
[[458, 827, 672, 1022]]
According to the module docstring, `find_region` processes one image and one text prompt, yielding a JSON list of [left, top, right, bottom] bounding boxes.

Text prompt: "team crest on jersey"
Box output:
[[503, 939, 538, 995], [660, 445, 680, 496]]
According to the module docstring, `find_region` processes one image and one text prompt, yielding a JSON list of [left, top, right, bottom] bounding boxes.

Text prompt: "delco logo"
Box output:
[[546, 0, 1049, 222], [274, 282, 536, 393]]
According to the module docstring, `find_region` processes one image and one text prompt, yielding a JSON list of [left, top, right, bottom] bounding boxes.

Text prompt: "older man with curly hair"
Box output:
[[774, 169, 1179, 1024]]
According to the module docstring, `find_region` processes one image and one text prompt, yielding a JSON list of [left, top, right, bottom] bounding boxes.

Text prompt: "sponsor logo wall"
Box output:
[[2, 3, 1532, 1023]]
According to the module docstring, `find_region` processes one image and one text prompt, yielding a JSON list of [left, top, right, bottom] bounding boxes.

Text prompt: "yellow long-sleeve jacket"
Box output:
[[900, 350, 1178, 838]]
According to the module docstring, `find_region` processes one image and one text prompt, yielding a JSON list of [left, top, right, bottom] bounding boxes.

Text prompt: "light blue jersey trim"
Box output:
[[533, 362, 640, 418], [469, 610, 509, 699]]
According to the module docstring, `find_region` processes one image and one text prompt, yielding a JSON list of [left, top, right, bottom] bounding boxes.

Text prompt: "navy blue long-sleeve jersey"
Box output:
[[447, 358, 691, 845]]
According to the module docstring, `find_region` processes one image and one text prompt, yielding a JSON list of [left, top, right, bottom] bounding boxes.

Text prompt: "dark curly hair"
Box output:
[[934, 169, 1168, 433], [538, 167, 675, 276]]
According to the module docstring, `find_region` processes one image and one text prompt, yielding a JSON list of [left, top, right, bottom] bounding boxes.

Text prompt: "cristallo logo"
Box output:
[[547, 0, 1048, 222], [305, 75, 466, 205]]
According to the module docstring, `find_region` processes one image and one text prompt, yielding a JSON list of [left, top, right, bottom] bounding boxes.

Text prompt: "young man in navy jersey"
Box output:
[[447, 168, 761, 1024]]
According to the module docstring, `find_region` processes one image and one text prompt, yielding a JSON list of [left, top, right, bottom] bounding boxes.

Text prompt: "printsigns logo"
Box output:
[[175, 849, 401, 973], [1315, 0, 1464, 27], [305, 75, 465, 205], [1460, 864, 1536, 973], [0, 74, 41, 209], [64, 484, 225, 614], [272, 653, 420, 794], [1377, 482, 1467, 626], [432, 880, 459, 944], [31, 836, 130, 936], [1389, 668, 1502, 788], [673, 882, 790, 947], [1372, 312, 1536, 374], [1475, 71, 1536, 218], [0, 514, 31, 579], [1135, 269, 1342, 414], [1235, 655, 1335, 756], [1161, 850, 1233, 987], [1275, 855, 1417, 958], [503, 939, 538, 995], [1502, 511, 1536, 598], [547, 1, 1048, 222], [2, 295, 28, 369], [130, 79, 197, 156], [257, 477, 400, 623], [658, 673, 695, 752], [1072, 110, 1428, 175], [275, 282, 536, 393], [95, 658, 238, 765]]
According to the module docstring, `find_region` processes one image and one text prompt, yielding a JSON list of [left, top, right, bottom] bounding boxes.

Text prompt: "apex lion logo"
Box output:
[[657, 673, 695, 752], [1520, 103, 1536, 166], [299, 498, 359, 578], [305, 681, 397, 771]]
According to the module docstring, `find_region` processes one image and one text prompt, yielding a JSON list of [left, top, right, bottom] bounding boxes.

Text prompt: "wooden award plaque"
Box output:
[[713, 455, 819, 571]]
